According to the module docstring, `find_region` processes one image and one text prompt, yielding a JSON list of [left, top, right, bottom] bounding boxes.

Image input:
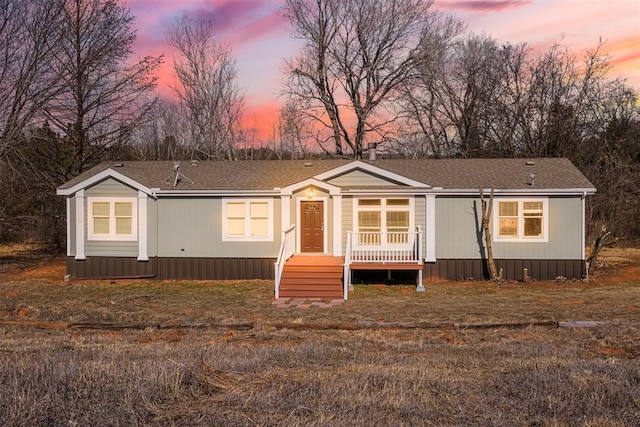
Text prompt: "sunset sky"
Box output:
[[128, 0, 640, 140]]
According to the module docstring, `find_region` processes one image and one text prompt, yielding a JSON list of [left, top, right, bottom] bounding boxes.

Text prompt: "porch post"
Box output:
[[417, 270, 425, 292], [281, 194, 291, 237], [332, 194, 342, 256], [75, 189, 85, 260], [66, 197, 71, 256], [425, 194, 436, 262]]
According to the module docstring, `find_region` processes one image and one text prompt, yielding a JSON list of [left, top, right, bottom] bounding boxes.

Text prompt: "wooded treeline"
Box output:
[[0, 0, 638, 248]]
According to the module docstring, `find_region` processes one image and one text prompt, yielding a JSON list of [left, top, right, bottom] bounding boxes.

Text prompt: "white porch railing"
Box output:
[[349, 227, 423, 264], [274, 224, 296, 299], [344, 226, 424, 294]]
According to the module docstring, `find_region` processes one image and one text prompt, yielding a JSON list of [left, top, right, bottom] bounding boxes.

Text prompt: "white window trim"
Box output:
[[352, 197, 415, 248], [87, 197, 138, 241], [222, 198, 274, 242], [493, 197, 548, 243]]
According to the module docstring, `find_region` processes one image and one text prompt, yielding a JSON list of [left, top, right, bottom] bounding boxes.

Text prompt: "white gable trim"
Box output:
[[57, 168, 153, 196], [313, 160, 430, 188], [280, 178, 341, 196]]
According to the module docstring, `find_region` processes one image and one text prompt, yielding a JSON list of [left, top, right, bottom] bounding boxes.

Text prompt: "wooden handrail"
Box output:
[[274, 224, 296, 299]]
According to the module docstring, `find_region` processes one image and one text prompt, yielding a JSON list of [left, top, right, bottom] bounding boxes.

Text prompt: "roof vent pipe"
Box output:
[[368, 143, 377, 161]]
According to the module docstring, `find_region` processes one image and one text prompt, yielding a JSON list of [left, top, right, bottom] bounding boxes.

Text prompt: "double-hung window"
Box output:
[[494, 198, 548, 242], [88, 197, 137, 241], [223, 199, 273, 241], [355, 198, 412, 246]]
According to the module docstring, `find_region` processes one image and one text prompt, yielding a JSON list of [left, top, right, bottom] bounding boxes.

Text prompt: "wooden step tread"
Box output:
[[280, 280, 342, 285], [280, 282, 342, 288], [279, 291, 344, 298], [281, 272, 343, 279]]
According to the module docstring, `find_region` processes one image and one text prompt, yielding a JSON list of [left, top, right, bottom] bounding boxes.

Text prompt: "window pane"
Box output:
[[93, 217, 109, 234], [387, 211, 409, 227], [358, 199, 381, 206], [227, 202, 245, 218], [115, 218, 132, 235], [93, 202, 110, 217], [499, 201, 518, 217], [358, 211, 380, 228], [524, 218, 542, 237], [114, 202, 132, 217], [250, 202, 268, 218], [499, 218, 518, 237], [227, 218, 245, 235], [523, 201, 543, 216], [386, 199, 409, 206], [251, 218, 268, 236]]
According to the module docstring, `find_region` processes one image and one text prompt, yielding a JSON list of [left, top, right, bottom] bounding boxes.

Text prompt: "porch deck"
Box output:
[[274, 227, 425, 300]]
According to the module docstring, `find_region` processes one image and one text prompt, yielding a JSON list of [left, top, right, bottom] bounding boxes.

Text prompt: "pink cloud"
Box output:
[[437, 0, 533, 12], [185, 0, 284, 45], [243, 101, 282, 141]]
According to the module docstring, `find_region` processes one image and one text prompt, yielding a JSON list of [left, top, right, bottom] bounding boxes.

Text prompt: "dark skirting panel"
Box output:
[[67, 257, 276, 280], [423, 259, 585, 281]]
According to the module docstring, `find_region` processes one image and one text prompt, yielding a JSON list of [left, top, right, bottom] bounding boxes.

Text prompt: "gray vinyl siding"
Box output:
[[434, 196, 583, 260], [85, 178, 137, 197], [341, 196, 354, 253], [156, 197, 281, 258], [84, 178, 139, 257], [327, 169, 399, 187]]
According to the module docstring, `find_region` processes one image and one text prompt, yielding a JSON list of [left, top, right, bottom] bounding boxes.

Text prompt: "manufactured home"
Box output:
[[57, 158, 595, 299]]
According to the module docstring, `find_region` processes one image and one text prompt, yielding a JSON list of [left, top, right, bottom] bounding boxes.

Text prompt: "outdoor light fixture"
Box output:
[[307, 188, 314, 199]]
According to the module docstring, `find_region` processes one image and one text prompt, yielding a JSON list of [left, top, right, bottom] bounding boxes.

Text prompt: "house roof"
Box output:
[[57, 158, 596, 195]]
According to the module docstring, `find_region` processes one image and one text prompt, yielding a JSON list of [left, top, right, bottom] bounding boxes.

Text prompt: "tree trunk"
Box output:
[[585, 225, 616, 278], [480, 187, 499, 280]]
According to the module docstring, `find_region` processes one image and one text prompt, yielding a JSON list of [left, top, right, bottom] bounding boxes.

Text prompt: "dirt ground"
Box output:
[[1, 245, 639, 326]]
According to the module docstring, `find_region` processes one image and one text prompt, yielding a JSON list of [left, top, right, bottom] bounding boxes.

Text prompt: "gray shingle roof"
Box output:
[[58, 158, 595, 192]]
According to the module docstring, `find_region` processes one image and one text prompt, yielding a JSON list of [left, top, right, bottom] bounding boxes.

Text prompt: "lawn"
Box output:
[[0, 245, 639, 426]]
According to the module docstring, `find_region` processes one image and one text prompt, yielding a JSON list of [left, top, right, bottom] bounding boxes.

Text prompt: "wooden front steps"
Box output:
[[279, 255, 344, 299]]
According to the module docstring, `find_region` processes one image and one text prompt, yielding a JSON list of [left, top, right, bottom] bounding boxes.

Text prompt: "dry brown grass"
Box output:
[[1, 245, 639, 425], [0, 326, 638, 426]]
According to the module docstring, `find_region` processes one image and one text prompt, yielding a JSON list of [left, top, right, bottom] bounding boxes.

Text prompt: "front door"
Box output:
[[301, 201, 324, 252]]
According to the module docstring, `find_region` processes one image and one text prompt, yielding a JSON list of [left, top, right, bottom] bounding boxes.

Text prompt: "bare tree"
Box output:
[[128, 101, 194, 161], [43, 0, 162, 178], [0, 0, 64, 161], [168, 15, 245, 161], [402, 34, 501, 157], [282, 0, 453, 158], [271, 101, 315, 159]]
